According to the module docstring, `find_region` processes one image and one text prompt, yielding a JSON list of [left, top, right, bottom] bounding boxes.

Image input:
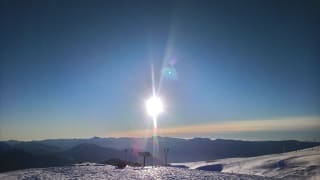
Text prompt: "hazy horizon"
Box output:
[[1, 116, 319, 142]]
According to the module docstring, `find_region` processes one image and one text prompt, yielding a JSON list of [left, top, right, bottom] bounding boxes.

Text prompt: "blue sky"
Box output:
[[0, 0, 319, 140]]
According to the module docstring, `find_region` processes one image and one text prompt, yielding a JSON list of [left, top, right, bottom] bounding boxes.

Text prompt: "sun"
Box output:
[[146, 96, 164, 118]]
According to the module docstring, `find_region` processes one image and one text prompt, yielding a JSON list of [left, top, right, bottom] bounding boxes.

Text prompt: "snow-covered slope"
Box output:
[[0, 164, 275, 180], [171, 146, 320, 180], [1, 147, 319, 179]]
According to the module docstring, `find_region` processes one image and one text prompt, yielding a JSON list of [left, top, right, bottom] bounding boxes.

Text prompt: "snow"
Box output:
[[0, 164, 275, 180], [1, 147, 319, 179], [171, 146, 320, 180]]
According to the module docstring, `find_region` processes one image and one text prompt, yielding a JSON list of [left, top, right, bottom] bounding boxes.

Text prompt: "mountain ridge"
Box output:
[[1, 137, 319, 172]]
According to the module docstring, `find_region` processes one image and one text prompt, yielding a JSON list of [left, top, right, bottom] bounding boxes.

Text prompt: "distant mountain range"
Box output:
[[1, 137, 319, 172], [62, 143, 122, 163]]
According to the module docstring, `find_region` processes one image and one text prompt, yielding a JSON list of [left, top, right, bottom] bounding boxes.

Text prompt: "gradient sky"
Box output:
[[1, 0, 319, 141]]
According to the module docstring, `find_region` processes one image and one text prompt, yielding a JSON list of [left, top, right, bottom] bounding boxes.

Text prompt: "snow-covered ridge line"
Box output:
[[171, 146, 320, 180]]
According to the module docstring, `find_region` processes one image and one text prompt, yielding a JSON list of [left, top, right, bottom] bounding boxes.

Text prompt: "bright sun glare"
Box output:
[[146, 96, 164, 119]]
